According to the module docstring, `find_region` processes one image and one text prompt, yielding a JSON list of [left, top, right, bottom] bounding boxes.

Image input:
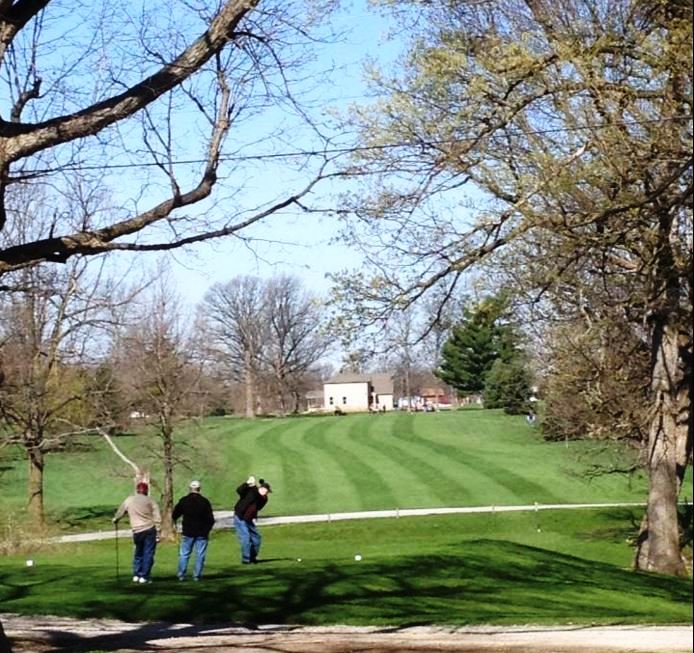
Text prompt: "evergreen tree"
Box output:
[[483, 358, 532, 414], [435, 295, 518, 395]]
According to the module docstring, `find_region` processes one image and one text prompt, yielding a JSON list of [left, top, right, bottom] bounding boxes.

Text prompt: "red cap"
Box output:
[[136, 481, 149, 494]]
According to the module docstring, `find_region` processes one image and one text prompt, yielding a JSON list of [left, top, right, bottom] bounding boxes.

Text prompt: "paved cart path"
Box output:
[[50, 501, 646, 542]]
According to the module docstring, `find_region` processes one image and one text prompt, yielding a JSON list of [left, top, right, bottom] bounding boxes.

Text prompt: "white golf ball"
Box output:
[[26, 559, 34, 567], [296, 558, 302, 562], [354, 554, 362, 561]]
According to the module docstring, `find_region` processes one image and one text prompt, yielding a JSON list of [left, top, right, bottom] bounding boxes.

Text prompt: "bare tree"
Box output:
[[200, 275, 267, 418], [263, 275, 331, 413], [0, 256, 132, 526], [114, 274, 203, 540], [0, 0, 336, 273]]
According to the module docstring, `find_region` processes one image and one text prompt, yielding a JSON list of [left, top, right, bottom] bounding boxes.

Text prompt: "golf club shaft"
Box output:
[[115, 521, 120, 580]]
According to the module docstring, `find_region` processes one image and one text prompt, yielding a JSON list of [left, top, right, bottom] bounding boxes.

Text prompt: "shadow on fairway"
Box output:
[[1, 540, 690, 652], [51, 505, 115, 531]]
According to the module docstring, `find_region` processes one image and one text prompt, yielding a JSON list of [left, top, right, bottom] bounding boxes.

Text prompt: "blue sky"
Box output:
[[158, 1, 401, 308], [1, 1, 401, 312]]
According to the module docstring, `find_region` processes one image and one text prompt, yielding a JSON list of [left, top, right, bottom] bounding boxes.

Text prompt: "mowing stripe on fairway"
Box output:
[[276, 423, 321, 513], [392, 412, 564, 503], [338, 416, 430, 507], [348, 415, 464, 505], [293, 418, 364, 509]]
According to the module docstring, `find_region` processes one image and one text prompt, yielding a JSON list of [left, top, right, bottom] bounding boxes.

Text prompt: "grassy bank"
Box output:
[[0, 410, 646, 534], [0, 509, 689, 626]]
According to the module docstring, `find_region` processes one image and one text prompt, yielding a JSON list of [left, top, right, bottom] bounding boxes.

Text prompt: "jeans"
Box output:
[[177, 535, 209, 580], [233, 515, 261, 563], [132, 527, 157, 579]]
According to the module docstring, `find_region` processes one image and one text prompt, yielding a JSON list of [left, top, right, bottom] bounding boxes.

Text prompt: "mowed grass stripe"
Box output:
[[388, 412, 519, 505], [420, 412, 642, 503], [208, 418, 296, 513], [333, 415, 419, 509], [459, 448, 564, 504], [244, 419, 310, 514], [316, 416, 405, 511], [275, 421, 321, 515], [392, 412, 563, 505], [290, 418, 364, 512], [344, 413, 469, 506]]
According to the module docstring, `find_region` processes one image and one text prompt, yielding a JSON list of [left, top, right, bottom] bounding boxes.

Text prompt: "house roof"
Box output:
[[325, 372, 394, 395]]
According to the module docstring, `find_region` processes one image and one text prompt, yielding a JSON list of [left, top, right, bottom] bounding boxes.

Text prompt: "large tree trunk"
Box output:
[[27, 443, 45, 528], [635, 313, 692, 575], [159, 418, 175, 541], [244, 350, 255, 418]]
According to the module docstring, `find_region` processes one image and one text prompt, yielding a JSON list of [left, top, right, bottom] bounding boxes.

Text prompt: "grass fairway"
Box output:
[[0, 410, 647, 533], [0, 509, 689, 626]]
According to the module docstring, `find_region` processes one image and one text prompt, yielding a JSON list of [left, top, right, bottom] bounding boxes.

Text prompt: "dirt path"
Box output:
[[2, 614, 691, 653]]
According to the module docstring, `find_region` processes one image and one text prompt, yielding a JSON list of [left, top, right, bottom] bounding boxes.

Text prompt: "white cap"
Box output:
[[190, 480, 201, 490]]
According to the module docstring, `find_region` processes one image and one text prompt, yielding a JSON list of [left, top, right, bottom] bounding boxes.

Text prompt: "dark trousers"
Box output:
[[132, 527, 157, 579]]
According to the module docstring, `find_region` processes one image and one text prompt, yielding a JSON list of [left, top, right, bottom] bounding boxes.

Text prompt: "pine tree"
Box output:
[[483, 358, 532, 414], [435, 295, 519, 395]]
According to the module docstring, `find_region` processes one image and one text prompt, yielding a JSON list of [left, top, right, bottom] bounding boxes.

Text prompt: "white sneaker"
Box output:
[[138, 577, 149, 583], [132, 575, 140, 583]]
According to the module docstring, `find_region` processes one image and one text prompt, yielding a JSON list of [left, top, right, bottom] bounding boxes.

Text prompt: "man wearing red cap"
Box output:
[[113, 481, 161, 583]]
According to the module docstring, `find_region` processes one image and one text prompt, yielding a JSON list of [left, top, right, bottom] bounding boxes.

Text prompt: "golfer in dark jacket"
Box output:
[[172, 480, 215, 581], [233, 475, 271, 564]]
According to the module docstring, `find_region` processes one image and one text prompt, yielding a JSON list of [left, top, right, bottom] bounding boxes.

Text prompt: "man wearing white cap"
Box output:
[[172, 480, 215, 581]]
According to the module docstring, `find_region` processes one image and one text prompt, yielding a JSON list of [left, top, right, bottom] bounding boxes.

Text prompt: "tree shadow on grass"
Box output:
[[50, 506, 115, 531], [1, 539, 690, 652]]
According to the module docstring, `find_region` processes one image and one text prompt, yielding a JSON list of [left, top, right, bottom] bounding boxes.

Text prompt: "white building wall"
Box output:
[[324, 382, 369, 412], [377, 393, 394, 410]]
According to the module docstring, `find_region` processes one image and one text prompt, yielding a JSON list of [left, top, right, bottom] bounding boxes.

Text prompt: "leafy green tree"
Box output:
[[335, 0, 692, 576], [541, 316, 651, 445], [483, 358, 532, 415], [436, 295, 519, 395]]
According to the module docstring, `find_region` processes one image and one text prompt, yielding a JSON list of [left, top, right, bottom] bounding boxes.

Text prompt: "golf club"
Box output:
[[114, 520, 120, 580]]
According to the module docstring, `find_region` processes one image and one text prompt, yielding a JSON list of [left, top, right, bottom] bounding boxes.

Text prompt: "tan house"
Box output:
[[323, 372, 395, 413]]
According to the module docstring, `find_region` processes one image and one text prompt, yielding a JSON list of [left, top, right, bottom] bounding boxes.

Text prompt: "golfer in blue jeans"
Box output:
[[233, 476, 272, 564], [113, 481, 161, 584], [177, 535, 209, 580], [133, 527, 158, 580], [172, 480, 215, 581]]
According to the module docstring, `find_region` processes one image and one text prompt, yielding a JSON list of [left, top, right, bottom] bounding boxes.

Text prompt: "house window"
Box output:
[[342, 396, 347, 405], [329, 396, 334, 405]]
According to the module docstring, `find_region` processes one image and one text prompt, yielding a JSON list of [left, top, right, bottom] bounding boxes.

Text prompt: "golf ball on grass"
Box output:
[[354, 554, 362, 561], [25, 559, 34, 567]]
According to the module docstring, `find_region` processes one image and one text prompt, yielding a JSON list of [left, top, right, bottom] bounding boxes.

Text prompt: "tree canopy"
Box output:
[[334, 0, 692, 575], [0, 0, 335, 275], [436, 295, 519, 395]]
